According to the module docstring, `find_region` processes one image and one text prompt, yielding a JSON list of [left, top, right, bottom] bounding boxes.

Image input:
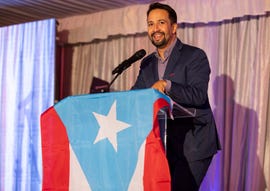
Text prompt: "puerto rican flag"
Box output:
[[41, 89, 171, 191]]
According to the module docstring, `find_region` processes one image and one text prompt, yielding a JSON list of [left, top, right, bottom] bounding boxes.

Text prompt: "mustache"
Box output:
[[151, 32, 165, 37]]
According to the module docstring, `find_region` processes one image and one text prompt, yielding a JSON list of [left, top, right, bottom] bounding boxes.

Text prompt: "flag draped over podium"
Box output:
[[41, 89, 172, 191]]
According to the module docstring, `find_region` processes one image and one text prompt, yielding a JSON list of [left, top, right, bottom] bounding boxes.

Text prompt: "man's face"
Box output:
[[147, 9, 177, 49]]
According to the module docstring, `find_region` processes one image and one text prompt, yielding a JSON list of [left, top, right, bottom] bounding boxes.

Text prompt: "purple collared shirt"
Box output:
[[154, 38, 177, 91]]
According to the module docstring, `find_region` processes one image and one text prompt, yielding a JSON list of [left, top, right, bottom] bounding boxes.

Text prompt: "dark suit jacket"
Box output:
[[132, 39, 221, 161]]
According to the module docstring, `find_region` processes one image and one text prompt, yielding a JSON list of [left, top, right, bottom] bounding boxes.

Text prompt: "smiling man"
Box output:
[[132, 2, 221, 191]]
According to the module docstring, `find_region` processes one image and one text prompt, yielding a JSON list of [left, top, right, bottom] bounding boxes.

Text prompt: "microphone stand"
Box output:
[[108, 70, 123, 90], [108, 49, 146, 91]]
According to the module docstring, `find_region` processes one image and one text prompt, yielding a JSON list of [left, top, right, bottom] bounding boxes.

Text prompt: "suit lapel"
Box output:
[[163, 39, 183, 80]]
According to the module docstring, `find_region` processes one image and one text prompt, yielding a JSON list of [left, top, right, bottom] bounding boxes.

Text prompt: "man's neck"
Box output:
[[157, 36, 176, 59]]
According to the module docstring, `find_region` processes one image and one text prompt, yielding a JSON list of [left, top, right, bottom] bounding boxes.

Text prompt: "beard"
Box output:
[[149, 32, 168, 48]]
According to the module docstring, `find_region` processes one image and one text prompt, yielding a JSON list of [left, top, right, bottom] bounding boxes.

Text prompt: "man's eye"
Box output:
[[160, 21, 165, 24], [148, 23, 153, 27]]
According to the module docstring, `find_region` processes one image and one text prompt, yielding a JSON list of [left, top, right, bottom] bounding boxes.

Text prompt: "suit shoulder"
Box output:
[[140, 52, 156, 69], [181, 43, 207, 56]]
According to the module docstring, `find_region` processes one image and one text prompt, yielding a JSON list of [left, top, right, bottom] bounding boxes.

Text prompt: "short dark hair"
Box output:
[[147, 2, 177, 24]]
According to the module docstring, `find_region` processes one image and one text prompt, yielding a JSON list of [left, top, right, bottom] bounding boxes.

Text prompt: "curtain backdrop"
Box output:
[[58, 12, 270, 191], [57, 0, 270, 43], [0, 19, 55, 191]]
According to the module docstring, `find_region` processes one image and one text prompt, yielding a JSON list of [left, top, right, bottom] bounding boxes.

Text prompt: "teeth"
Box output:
[[153, 33, 162, 40], [153, 32, 163, 39]]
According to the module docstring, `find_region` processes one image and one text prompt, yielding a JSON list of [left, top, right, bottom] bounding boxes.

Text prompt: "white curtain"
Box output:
[[57, 0, 270, 43], [62, 13, 270, 191], [0, 19, 55, 191]]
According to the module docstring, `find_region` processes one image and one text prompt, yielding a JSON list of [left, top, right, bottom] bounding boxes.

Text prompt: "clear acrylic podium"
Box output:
[[158, 101, 196, 154]]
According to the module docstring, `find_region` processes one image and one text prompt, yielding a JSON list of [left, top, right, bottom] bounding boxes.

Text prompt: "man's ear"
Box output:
[[172, 23, 177, 34]]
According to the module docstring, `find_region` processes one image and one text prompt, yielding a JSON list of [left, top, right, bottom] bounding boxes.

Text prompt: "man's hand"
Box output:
[[151, 80, 167, 93]]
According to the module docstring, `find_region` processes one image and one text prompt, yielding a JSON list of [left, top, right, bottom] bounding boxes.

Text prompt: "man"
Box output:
[[132, 2, 221, 191]]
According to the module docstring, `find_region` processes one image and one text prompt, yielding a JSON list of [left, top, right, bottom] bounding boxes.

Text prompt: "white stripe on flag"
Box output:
[[69, 144, 92, 191], [128, 140, 146, 191]]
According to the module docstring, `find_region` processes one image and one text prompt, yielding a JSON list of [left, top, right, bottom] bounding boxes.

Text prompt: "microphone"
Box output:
[[112, 49, 146, 75]]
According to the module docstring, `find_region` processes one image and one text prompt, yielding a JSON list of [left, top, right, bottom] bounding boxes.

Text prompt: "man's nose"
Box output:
[[153, 24, 160, 32]]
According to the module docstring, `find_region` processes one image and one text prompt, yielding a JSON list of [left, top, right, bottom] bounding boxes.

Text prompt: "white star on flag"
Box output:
[[93, 100, 131, 152]]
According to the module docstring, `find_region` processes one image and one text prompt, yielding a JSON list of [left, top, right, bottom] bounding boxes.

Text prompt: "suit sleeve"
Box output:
[[131, 54, 156, 90], [167, 48, 211, 108], [131, 66, 147, 90]]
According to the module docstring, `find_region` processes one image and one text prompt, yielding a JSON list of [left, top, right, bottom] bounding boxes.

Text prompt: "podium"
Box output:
[[158, 101, 196, 154], [40, 89, 195, 191]]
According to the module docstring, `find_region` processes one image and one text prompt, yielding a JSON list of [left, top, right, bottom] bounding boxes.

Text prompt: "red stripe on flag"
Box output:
[[41, 107, 70, 190], [143, 98, 171, 191]]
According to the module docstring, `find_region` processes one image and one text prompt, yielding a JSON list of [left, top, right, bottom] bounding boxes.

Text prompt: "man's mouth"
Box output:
[[152, 32, 164, 41]]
